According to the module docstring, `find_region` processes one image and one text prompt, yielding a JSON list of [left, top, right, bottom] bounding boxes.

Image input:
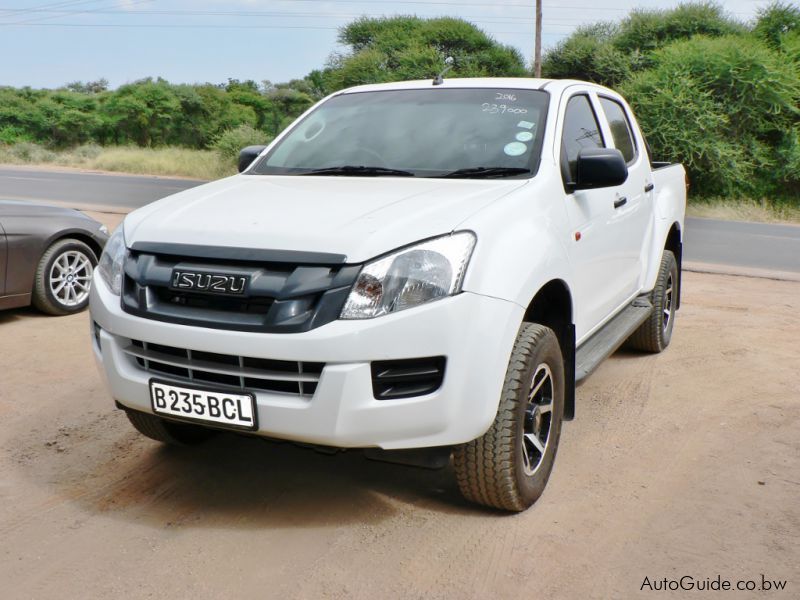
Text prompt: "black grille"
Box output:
[[371, 357, 446, 400], [121, 243, 361, 333], [126, 339, 323, 397]]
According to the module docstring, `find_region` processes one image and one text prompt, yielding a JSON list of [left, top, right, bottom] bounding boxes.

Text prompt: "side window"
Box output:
[[599, 97, 637, 164], [561, 95, 604, 183]]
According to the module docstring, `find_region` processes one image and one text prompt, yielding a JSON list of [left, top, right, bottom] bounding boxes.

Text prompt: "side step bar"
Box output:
[[575, 297, 652, 384]]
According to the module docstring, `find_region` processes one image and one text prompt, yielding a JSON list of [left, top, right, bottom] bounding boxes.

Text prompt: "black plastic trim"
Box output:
[[130, 242, 346, 266], [371, 357, 446, 400], [122, 246, 361, 333]]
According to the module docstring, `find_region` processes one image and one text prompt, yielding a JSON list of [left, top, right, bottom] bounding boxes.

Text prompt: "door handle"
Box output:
[[644, 182, 655, 192], [614, 197, 627, 209]]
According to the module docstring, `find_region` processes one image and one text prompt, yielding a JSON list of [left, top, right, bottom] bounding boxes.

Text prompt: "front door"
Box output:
[[560, 93, 633, 341]]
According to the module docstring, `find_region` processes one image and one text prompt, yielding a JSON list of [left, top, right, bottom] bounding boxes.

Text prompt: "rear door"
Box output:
[[560, 92, 631, 339], [596, 95, 654, 294]]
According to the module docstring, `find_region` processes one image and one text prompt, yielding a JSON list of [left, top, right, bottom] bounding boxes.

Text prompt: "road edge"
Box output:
[[684, 261, 800, 283]]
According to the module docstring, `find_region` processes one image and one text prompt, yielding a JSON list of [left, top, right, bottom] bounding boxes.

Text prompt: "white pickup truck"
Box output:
[[90, 78, 686, 511]]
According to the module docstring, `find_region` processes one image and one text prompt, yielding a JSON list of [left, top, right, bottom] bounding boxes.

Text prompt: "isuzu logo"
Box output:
[[171, 271, 248, 295]]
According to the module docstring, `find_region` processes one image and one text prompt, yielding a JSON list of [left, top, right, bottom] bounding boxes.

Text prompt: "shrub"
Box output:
[[69, 143, 103, 160], [213, 124, 272, 164], [621, 35, 800, 197], [753, 2, 800, 48], [613, 2, 743, 56], [6, 142, 57, 163], [542, 23, 636, 87]]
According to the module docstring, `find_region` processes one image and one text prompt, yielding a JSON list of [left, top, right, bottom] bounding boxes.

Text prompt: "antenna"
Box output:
[[433, 57, 455, 86]]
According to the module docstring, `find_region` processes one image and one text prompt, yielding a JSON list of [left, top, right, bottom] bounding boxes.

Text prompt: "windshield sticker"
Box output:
[[516, 131, 534, 142], [504, 142, 528, 156], [517, 120, 535, 129]]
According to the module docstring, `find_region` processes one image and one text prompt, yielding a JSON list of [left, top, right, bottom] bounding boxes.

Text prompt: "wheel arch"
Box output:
[[43, 230, 103, 262], [522, 279, 576, 420], [663, 221, 682, 309]]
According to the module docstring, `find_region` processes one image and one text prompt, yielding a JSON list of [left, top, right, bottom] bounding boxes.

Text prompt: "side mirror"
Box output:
[[238, 145, 267, 173], [574, 147, 628, 190]]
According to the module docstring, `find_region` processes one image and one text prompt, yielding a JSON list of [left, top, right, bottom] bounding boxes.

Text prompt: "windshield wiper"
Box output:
[[300, 165, 415, 177], [437, 167, 531, 179]]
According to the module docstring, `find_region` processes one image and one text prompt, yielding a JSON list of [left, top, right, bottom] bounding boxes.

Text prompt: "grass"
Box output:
[[0, 143, 236, 180], [687, 197, 800, 225]]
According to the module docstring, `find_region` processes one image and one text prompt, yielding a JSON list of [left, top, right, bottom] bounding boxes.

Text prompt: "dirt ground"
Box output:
[[0, 215, 798, 599]]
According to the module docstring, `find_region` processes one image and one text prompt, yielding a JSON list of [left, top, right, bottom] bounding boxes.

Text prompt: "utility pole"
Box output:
[[534, 0, 543, 77]]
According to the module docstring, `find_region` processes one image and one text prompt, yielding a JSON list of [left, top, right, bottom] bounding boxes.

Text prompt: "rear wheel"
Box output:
[[32, 238, 97, 315], [627, 250, 678, 353], [453, 323, 565, 511], [125, 410, 216, 446]]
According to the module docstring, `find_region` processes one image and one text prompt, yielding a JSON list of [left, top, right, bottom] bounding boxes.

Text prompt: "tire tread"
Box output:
[[453, 324, 554, 512], [627, 250, 676, 353]]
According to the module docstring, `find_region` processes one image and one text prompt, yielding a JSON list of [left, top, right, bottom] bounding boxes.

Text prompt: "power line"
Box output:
[[0, 9, 635, 27], [0, 0, 152, 26], [0, 21, 548, 34], [0, 1, 628, 10], [0, 0, 103, 18]]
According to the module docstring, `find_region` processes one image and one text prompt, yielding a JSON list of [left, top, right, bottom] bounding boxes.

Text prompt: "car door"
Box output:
[[596, 95, 655, 295], [560, 91, 634, 341]]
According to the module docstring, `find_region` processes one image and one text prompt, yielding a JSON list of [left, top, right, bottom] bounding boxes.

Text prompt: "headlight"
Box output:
[[97, 226, 126, 295], [341, 232, 476, 319]]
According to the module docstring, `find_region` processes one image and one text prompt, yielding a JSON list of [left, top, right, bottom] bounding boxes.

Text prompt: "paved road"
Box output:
[[0, 165, 198, 210], [1, 166, 798, 273], [683, 217, 800, 273]]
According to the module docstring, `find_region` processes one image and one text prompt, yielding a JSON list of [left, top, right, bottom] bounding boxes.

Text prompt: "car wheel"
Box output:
[[32, 238, 97, 315], [627, 250, 678, 353], [453, 323, 565, 511], [125, 409, 216, 446]]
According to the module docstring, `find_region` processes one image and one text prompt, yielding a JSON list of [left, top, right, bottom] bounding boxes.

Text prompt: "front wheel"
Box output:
[[32, 238, 97, 315], [453, 323, 565, 512]]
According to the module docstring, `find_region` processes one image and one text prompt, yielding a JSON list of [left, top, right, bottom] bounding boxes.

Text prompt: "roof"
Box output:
[[337, 77, 613, 96]]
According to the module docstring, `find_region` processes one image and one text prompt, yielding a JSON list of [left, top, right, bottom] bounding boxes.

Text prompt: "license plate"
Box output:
[[149, 379, 257, 431]]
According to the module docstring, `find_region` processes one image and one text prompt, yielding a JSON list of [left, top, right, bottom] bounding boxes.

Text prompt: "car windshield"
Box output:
[[249, 88, 550, 178]]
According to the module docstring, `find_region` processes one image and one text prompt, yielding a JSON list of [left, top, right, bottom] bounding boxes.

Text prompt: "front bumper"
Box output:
[[89, 275, 524, 449]]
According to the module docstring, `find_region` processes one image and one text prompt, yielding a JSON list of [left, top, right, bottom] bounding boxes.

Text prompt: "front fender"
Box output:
[[459, 188, 574, 313]]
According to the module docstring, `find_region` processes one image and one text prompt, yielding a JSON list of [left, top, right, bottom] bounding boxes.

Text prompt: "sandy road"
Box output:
[[0, 214, 798, 599]]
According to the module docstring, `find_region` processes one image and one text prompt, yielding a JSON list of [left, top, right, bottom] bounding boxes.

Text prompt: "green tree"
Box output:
[[324, 16, 526, 91], [103, 79, 181, 146], [753, 2, 800, 48]]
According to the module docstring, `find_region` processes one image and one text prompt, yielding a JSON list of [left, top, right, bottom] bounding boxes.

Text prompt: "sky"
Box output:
[[0, 0, 776, 89]]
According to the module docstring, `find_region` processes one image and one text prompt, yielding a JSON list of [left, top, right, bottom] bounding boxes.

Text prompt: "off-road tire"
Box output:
[[125, 409, 216, 446], [32, 238, 97, 315], [453, 323, 565, 512], [627, 250, 678, 353]]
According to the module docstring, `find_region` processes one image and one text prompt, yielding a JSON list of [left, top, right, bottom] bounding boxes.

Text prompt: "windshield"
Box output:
[[249, 88, 549, 178]]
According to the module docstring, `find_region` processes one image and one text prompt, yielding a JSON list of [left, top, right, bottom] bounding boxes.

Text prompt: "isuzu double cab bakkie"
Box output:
[[90, 78, 686, 511]]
